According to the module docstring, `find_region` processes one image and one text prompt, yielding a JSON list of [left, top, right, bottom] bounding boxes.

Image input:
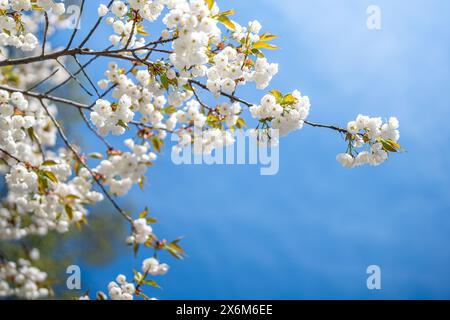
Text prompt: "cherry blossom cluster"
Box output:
[[0, 148, 104, 240], [106, 257, 168, 300], [0, 255, 50, 300], [129, 218, 154, 244], [0, 0, 65, 53], [94, 139, 157, 196], [80, 256, 169, 300], [107, 274, 136, 300], [250, 90, 311, 137], [142, 257, 169, 276], [0, 91, 57, 168], [336, 115, 401, 168], [94, 62, 191, 138], [170, 100, 237, 155]]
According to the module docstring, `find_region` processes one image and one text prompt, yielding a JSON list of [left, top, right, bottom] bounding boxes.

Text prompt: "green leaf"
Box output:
[[381, 139, 401, 153], [259, 33, 278, 42], [269, 89, 283, 103], [144, 279, 161, 289], [65, 204, 74, 220], [235, 117, 247, 129], [41, 160, 57, 166], [160, 74, 170, 91], [146, 217, 158, 224], [66, 194, 80, 201], [386, 139, 401, 149], [117, 120, 129, 129], [37, 176, 48, 194], [164, 105, 176, 114], [281, 93, 297, 106], [42, 170, 58, 183], [133, 243, 140, 257], [88, 152, 103, 159], [139, 175, 146, 191], [218, 9, 235, 16], [251, 48, 264, 58], [139, 207, 149, 219], [152, 137, 163, 153], [205, 0, 214, 10], [165, 238, 186, 260], [217, 15, 236, 31], [27, 127, 40, 142], [253, 41, 279, 50]]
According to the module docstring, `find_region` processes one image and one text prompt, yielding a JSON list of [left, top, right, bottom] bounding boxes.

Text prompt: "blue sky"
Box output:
[[53, 0, 450, 299]]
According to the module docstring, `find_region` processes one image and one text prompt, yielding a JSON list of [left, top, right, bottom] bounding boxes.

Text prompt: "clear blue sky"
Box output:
[[55, 0, 450, 299]]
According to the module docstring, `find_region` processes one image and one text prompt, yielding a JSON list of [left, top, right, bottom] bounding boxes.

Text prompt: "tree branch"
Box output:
[[0, 85, 91, 110]]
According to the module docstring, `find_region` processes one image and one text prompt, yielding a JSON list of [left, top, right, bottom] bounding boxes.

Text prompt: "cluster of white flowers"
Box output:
[[0, 256, 50, 300], [0, 149, 104, 240], [128, 218, 153, 244], [194, 128, 235, 155], [173, 127, 236, 155], [108, 274, 135, 300], [218, 101, 241, 127], [91, 96, 135, 136], [0, 91, 57, 167], [142, 257, 169, 276], [165, 0, 221, 70], [105, 257, 168, 300], [102, 0, 165, 48], [249, 57, 279, 90], [337, 115, 401, 168], [0, 0, 65, 53], [250, 90, 311, 137], [94, 139, 157, 196], [0, 89, 104, 239], [206, 28, 279, 94], [95, 62, 193, 139]]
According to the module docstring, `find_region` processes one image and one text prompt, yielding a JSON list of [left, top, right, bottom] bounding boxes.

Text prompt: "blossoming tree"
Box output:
[[0, 0, 402, 300]]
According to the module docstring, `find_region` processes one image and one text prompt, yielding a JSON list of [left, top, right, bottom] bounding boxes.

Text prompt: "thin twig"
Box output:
[[124, 10, 138, 50], [55, 58, 93, 96], [27, 68, 60, 91], [0, 85, 91, 110], [0, 148, 23, 164], [41, 12, 49, 56], [45, 45, 113, 95], [72, 55, 100, 97], [78, 0, 114, 48], [66, 0, 85, 50]]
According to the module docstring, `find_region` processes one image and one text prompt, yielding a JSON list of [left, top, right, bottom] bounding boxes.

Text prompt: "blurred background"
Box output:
[[3, 0, 450, 299]]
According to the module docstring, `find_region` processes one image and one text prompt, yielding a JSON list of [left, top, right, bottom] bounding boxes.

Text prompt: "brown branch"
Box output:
[[55, 58, 93, 96], [124, 10, 138, 50], [0, 85, 91, 110], [41, 12, 49, 56], [0, 147, 23, 164], [45, 45, 114, 95], [78, 0, 114, 48], [66, 0, 85, 50], [0, 47, 171, 69], [72, 55, 100, 97], [27, 68, 60, 91]]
